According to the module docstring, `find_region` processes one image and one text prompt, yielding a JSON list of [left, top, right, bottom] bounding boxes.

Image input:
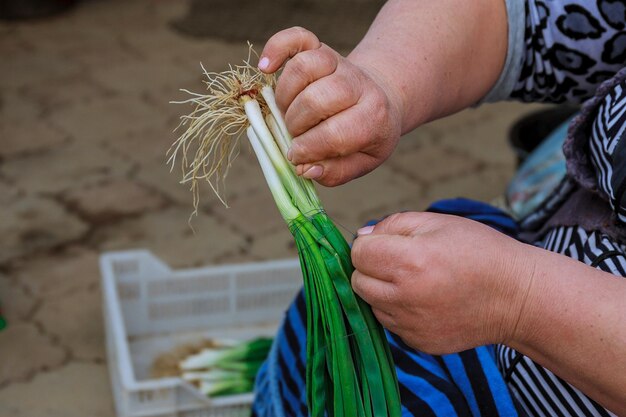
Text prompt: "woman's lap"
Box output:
[[252, 199, 523, 417]]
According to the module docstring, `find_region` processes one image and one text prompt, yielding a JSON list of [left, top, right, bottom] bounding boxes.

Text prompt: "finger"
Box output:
[[351, 233, 413, 280], [297, 151, 380, 186], [288, 104, 375, 165], [259, 27, 321, 73], [367, 212, 436, 237], [275, 45, 340, 112], [371, 307, 397, 330], [285, 73, 358, 137], [351, 270, 398, 307]]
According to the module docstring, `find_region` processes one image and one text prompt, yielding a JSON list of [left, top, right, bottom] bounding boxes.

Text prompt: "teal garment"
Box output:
[[505, 118, 573, 221]]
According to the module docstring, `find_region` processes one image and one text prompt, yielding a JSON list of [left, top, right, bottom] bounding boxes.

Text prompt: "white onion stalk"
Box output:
[[180, 348, 225, 371], [168, 46, 321, 221], [261, 85, 292, 149], [241, 98, 316, 215], [246, 126, 300, 222], [182, 370, 240, 382], [178, 337, 271, 398], [266, 113, 291, 159]]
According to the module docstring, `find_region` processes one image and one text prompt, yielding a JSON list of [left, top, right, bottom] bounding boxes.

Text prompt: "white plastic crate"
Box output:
[[100, 250, 302, 417]]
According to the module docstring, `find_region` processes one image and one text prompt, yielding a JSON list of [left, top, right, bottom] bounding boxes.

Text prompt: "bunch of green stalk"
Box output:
[[180, 337, 272, 397], [169, 51, 401, 417]]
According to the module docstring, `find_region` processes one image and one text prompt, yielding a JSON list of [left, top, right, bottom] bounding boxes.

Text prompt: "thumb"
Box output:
[[298, 152, 380, 187]]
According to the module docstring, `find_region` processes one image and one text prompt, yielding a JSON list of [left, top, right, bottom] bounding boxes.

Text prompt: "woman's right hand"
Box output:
[[258, 27, 404, 187]]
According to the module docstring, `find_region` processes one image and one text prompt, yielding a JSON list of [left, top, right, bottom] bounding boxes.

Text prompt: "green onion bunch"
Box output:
[[169, 49, 401, 417], [180, 337, 272, 397]]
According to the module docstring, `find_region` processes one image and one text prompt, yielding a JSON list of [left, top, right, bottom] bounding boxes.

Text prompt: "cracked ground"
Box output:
[[0, 1, 547, 415]]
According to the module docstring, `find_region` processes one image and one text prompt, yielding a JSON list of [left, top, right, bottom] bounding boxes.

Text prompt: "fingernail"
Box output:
[[287, 148, 293, 161], [258, 57, 270, 70], [303, 165, 323, 179], [357, 225, 374, 236]]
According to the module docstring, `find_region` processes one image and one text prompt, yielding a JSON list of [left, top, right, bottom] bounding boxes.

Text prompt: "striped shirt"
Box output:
[[494, 1, 626, 413], [589, 82, 626, 223], [496, 74, 626, 417]]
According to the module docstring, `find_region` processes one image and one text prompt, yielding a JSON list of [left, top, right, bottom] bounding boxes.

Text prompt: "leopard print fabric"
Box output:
[[512, 0, 626, 104]]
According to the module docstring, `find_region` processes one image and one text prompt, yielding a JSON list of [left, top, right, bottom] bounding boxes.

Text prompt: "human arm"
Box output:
[[350, 212, 626, 415], [258, 0, 626, 186], [258, 0, 509, 186], [507, 239, 626, 415]]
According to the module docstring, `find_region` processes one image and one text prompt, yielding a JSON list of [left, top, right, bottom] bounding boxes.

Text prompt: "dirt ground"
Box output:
[[0, 1, 546, 416], [172, 0, 385, 49]]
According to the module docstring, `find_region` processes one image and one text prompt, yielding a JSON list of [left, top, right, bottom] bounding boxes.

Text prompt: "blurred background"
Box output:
[[0, 0, 545, 415]]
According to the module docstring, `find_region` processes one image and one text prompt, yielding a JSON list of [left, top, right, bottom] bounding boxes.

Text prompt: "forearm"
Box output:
[[509, 244, 626, 414], [347, 0, 508, 133]]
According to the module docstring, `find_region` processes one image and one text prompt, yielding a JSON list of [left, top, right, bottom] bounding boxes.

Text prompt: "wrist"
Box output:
[[490, 241, 543, 347], [347, 53, 406, 126], [347, 51, 433, 132], [499, 243, 574, 352]]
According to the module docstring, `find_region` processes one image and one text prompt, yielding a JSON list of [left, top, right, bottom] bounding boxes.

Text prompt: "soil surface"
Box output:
[[172, 0, 386, 49]]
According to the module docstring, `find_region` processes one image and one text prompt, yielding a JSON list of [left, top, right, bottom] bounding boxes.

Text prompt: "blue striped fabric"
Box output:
[[252, 199, 523, 417]]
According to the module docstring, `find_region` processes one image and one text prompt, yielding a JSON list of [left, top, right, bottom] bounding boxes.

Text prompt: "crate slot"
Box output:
[[236, 288, 299, 312], [148, 295, 231, 320], [235, 268, 296, 290], [113, 259, 140, 277], [117, 282, 141, 300], [147, 274, 231, 298]]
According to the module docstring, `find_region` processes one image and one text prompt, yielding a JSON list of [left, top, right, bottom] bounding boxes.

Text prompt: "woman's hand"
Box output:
[[258, 27, 403, 186], [352, 212, 626, 413], [350, 211, 534, 354], [257, 0, 509, 186]]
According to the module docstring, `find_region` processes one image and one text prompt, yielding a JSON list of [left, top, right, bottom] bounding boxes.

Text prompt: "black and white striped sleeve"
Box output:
[[497, 225, 624, 417], [589, 79, 626, 224]]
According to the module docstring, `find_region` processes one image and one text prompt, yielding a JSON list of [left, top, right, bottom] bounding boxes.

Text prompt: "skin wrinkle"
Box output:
[[292, 26, 321, 58], [360, 99, 386, 153], [293, 102, 374, 164], [312, 121, 338, 157], [351, 61, 405, 138], [325, 101, 353, 157], [372, 307, 397, 330], [505, 251, 538, 347]]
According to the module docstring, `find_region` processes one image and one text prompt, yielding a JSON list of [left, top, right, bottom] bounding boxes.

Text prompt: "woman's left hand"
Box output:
[[351, 211, 535, 354]]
